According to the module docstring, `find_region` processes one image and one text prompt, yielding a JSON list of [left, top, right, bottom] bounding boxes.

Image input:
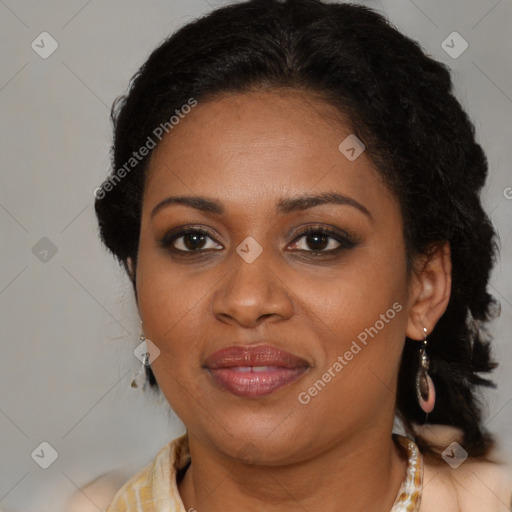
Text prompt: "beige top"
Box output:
[[105, 431, 512, 512]]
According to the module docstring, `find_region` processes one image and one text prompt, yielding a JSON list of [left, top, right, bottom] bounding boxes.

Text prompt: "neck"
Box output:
[[178, 426, 408, 512]]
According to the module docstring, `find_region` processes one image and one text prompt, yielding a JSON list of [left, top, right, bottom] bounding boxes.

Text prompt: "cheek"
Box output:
[[135, 243, 209, 361], [294, 248, 409, 400], [302, 250, 408, 342], [135, 254, 214, 416]]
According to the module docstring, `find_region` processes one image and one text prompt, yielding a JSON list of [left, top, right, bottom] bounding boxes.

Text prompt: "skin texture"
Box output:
[[132, 88, 452, 512]]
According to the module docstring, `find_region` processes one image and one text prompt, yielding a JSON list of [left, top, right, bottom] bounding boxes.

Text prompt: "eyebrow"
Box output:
[[150, 192, 371, 219]]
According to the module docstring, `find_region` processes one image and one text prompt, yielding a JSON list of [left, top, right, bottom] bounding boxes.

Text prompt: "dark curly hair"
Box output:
[[95, 0, 500, 459]]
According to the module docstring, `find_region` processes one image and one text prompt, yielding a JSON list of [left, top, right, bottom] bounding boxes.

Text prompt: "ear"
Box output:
[[126, 257, 141, 316], [126, 257, 135, 280], [406, 241, 452, 340]]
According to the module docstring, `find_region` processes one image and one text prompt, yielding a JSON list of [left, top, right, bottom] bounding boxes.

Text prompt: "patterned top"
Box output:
[[106, 433, 422, 512], [391, 435, 423, 511]]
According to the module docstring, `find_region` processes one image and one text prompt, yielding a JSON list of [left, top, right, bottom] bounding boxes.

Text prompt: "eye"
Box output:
[[159, 227, 223, 253], [288, 226, 357, 254]]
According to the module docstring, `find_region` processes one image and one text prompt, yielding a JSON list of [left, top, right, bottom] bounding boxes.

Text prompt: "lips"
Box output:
[[205, 344, 310, 398]]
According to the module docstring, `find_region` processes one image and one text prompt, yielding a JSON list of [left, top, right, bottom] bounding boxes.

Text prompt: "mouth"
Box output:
[[204, 344, 310, 398]]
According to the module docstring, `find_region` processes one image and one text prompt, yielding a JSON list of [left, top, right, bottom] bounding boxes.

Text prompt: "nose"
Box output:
[[211, 249, 294, 328]]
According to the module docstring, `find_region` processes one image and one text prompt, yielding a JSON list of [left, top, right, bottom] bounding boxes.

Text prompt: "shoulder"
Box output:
[[421, 456, 512, 512], [104, 461, 154, 512], [105, 435, 188, 512], [412, 425, 512, 512]]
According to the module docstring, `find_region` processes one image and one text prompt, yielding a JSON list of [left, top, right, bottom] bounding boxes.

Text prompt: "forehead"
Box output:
[[143, 89, 394, 216]]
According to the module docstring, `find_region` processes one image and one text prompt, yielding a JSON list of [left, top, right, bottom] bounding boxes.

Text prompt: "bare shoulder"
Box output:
[[411, 425, 512, 511], [421, 456, 512, 512]]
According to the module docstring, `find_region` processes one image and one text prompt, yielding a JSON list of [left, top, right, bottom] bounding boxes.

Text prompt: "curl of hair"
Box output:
[[95, 0, 499, 459]]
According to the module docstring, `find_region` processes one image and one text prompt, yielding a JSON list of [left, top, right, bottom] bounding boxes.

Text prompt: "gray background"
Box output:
[[0, 1, 511, 511]]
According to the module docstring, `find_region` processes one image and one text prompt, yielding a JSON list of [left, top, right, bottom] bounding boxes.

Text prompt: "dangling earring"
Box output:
[[416, 326, 435, 414], [131, 333, 149, 390]]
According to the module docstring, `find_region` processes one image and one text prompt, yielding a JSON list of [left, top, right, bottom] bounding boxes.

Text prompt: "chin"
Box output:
[[195, 413, 311, 464]]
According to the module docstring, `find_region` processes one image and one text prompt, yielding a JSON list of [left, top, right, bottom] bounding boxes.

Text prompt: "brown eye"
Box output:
[[160, 228, 223, 253], [288, 226, 357, 255], [295, 232, 340, 251], [179, 232, 208, 251]]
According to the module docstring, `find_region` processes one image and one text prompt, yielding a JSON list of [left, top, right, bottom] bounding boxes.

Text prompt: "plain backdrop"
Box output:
[[0, 1, 511, 511]]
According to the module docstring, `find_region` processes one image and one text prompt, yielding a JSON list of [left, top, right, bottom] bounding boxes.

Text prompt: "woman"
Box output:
[[94, 0, 512, 510]]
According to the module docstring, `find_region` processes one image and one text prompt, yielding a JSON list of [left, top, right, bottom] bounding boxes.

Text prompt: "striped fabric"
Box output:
[[106, 434, 421, 511], [105, 434, 190, 512]]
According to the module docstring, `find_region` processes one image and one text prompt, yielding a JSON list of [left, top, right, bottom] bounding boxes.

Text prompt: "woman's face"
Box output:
[[136, 89, 414, 463]]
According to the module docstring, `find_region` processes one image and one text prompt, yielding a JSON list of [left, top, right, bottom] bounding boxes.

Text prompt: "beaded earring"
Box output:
[[416, 327, 435, 414]]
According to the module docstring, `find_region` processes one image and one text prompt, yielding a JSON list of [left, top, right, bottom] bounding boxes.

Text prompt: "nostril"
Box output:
[[256, 313, 277, 324]]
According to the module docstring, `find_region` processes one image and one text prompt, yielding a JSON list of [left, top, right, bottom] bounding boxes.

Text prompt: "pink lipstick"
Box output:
[[205, 344, 309, 398]]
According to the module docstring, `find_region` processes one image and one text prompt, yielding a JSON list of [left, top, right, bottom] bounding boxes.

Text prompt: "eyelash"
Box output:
[[158, 225, 357, 257]]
